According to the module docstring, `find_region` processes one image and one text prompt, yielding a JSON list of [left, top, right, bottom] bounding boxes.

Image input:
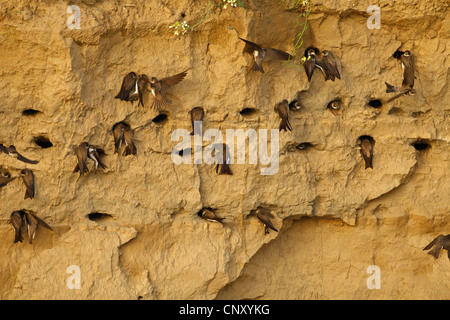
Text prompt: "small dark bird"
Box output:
[[423, 234, 450, 260], [275, 100, 292, 131], [115, 72, 138, 102], [123, 126, 137, 156], [304, 47, 328, 82], [239, 38, 293, 73], [250, 206, 278, 234], [288, 99, 302, 111], [149, 69, 189, 110], [115, 72, 149, 107], [215, 143, 233, 175], [0, 144, 39, 164], [10, 210, 25, 243], [0, 169, 15, 189], [322, 50, 341, 81], [112, 122, 127, 154], [21, 169, 35, 199], [23, 211, 53, 244], [198, 207, 224, 223], [360, 138, 374, 169], [189, 107, 204, 135], [74, 142, 89, 176]]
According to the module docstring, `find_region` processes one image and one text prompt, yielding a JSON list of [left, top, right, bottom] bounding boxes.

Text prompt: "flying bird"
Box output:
[[423, 234, 450, 260], [0, 144, 39, 164], [10, 210, 25, 243], [239, 37, 293, 73], [23, 211, 53, 244], [360, 138, 374, 169], [149, 69, 189, 110], [198, 207, 224, 223], [0, 169, 15, 189], [21, 169, 35, 199], [250, 206, 278, 234], [275, 100, 292, 131], [189, 107, 204, 136], [215, 143, 233, 175]]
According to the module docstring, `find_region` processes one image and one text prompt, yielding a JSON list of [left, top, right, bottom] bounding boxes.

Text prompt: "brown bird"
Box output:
[[250, 206, 278, 234], [149, 69, 189, 110], [112, 122, 127, 154], [74, 142, 89, 176], [87, 144, 107, 170], [275, 100, 292, 131], [115, 72, 138, 102], [189, 107, 204, 135], [423, 234, 450, 260], [385, 50, 415, 100], [198, 207, 224, 223], [23, 211, 53, 244], [0, 144, 39, 164], [322, 50, 341, 81], [360, 138, 374, 169], [0, 169, 15, 189], [21, 169, 35, 199], [304, 47, 329, 82], [123, 125, 137, 156], [215, 143, 233, 175], [239, 37, 293, 73], [10, 210, 25, 243]]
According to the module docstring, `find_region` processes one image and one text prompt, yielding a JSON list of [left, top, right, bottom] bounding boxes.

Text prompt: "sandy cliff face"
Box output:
[[0, 0, 449, 299]]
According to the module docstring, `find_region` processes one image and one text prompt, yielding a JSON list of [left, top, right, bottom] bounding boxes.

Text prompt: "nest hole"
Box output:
[[295, 142, 313, 150], [368, 99, 383, 108], [239, 108, 259, 117], [22, 109, 42, 116], [358, 135, 375, 143], [87, 212, 113, 221], [412, 140, 431, 151], [152, 113, 168, 124], [34, 136, 53, 148]]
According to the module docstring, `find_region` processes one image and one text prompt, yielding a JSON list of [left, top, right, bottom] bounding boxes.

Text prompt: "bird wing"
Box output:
[[159, 69, 189, 91], [304, 57, 316, 82], [23, 171, 35, 199], [322, 52, 341, 79], [423, 235, 441, 250], [277, 102, 292, 131], [16, 152, 39, 164], [0, 144, 8, 154], [263, 48, 293, 62], [239, 38, 262, 55]]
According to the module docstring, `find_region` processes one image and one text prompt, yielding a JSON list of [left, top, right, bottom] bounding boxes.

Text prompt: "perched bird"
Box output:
[[360, 138, 374, 169], [115, 72, 149, 107], [74, 142, 89, 176], [385, 50, 415, 101], [0, 169, 15, 189], [250, 206, 278, 234], [198, 207, 224, 223], [0, 144, 39, 164], [215, 143, 233, 175], [21, 169, 35, 199], [423, 234, 450, 260], [304, 47, 328, 82], [112, 122, 127, 154], [10, 210, 25, 243], [23, 211, 53, 244], [288, 99, 302, 111], [115, 72, 138, 102], [149, 69, 189, 110], [123, 125, 137, 156], [239, 37, 293, 73], [275, 100, 292, 131], [189, 107, 204, 136], [322, 50, 341, 81]]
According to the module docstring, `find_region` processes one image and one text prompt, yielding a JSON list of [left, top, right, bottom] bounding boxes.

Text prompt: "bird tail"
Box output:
[[253, 62, 264, 73], [219, 164, 233, 175], [427, 247, 441, 259], [123, 145, 137, 156], [14, 231, 23, 243], [385, 82, 397, 93], [279, 119, 292, 132]]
